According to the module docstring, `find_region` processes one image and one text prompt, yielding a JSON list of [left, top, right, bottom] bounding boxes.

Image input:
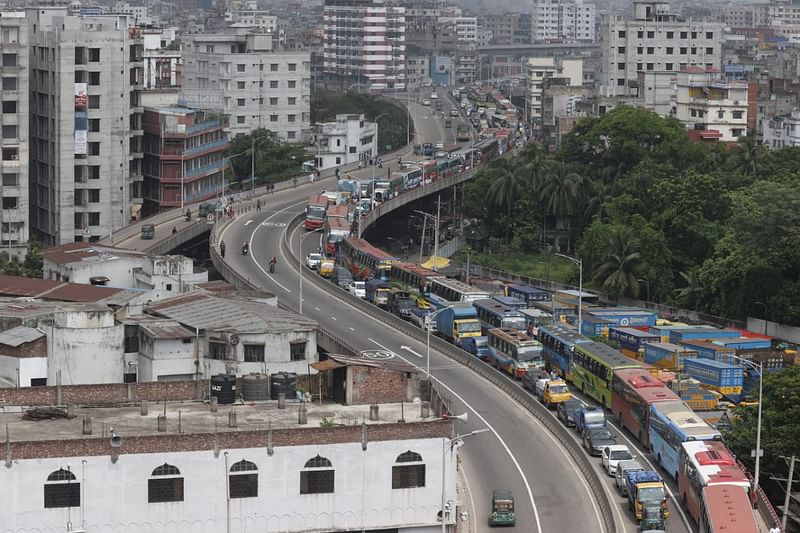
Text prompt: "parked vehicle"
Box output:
[[601, 445, 634, 476], [198, 202, 215, 218], [534, 378, 550, 399], [462, 336, 489, 360], [488, 490, 516, 527], [575, 407, 606, 433], [366, 279, 392, 308], [389, 290, 415, 319], [542, 379, 571, 408], [422, 99, 431, 106], [318, 259, 335, 278], [331, 266, 354, 289], [450, 109, 459, 117], [582, 427, 617, 456], [348, 281, 366, 299], [640, 502, 667, 531], [557, 399, 582, 427], [615, 460, 645, 496]]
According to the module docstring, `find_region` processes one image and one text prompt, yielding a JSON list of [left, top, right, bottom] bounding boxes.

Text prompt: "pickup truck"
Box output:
[[625, 470, 668, 522], [389, 290, 415, 319], [542, 379, 571, 408], [434, 304, 482, 346]]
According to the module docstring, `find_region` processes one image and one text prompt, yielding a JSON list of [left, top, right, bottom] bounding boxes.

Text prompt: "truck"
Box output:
[[462, 336, 489, 360], [683, 358, 744, 402], [304, 195, 328, 230], [434, 304, 482, 346], [542, 379, 571, 408], [488, 490, 516, 527], [409, 308, 434, 331], [456, 124, 471, 142], [365, 279, 392, 309], [625, 470, 668, 522], [389, 290, 416, 319], [422, 143, 434, 157]]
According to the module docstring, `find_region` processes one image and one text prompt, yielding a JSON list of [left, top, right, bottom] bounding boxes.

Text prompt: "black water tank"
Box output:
[[270, 372, 297, 400], [210, 374, 237, 405]]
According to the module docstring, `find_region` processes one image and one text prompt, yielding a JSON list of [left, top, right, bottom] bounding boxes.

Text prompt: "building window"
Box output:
[[270, 114, 278, 122], [270, 80, 278, 89], [646, 47, 654, 54], [88, 189, 100, 203], [88, 212, 100, 226], [229, 460, 258, 499], [718, 110, 725, 119], [732, 128, 744, 137], [1, 53, 16, 67], [617, 79, 625, 86], [732, 111, 743, 119], [237, 64, 246, 72], [270, 63, 278, 71], [706, 32, 714, 39], [148, 463, 184, 503], [300, 455, 334, 494], [665, 63, 673, 71], [680, 47, 687, 54], [237, 115, 246, 124], [392, 451, 426, 489], [617, 46, 625, 54], [646, 63, 654, 71], [244, 344, 265, 362], [666, 31, 674, 39], [637, 30, 643, 38], [290, 341, 306, 361], [88, 95, 100, 109], [288, 63, 297, 72], [237, 98, 245, 107], [636, 47, 643, 54], [2, 100, 16, 114], [89, 72, 100, 86], [617, 62, 625, 70], [209, 341, 227, 360], [237, 81, 246, 89], [2, 77, 16, 90], [647, 31, 654, 38], [666, 47, 673, 55], [1, 125, 16, 139], [88, 165, 100, 179], [706, 47, 713, 54], [691, 31, 697, 39], [691, 47, 697, 55], [44, 468, 80, 509], [288, 97, 296, 105], [288, 114, 296, 123], [618, 30, 626, 38], [88, 48, 100, 62], [270, 97, 278, 105], [288, 80, 296, 89], [88, 142, 100, 156], [287, 131, 296, 139], [2, 173, 17, 186], [89, 119, 100, 132]]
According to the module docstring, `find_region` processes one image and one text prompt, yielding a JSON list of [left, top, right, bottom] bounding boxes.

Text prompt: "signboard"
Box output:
[[74, 130, 87, 155], [74, 83, 87, 110]]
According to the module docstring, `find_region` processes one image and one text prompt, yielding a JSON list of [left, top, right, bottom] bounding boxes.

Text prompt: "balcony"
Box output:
[[184, 138, 230, 157], [184, 159, 226, 179]]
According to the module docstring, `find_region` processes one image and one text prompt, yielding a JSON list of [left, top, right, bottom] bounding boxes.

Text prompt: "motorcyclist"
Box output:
[[242, 241, 249, 255], [269, 256, 277, 273], [220, 241, 226, 258]]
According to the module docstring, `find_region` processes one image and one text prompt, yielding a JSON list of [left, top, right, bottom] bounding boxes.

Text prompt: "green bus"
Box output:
[[572, 341, 640, 408]]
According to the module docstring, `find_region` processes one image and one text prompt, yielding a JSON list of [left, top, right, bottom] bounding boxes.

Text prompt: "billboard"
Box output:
[[74, 83, 87, 110], [74, 130, 87, 155]]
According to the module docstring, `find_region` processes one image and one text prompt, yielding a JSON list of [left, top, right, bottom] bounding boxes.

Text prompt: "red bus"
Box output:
[[678, 440, 751, 524], [304, 194, 328, 230], [699, 484, 759, 533], [336, 237, 399, 280], [324, 217, 351, 256], [421, 160, 438, 183], [611, 367, 678, 447]]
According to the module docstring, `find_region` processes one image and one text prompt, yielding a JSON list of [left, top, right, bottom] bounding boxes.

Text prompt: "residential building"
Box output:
[[532, 0, 596, 43], [406, 55, 430, 88], [430, 55, 454, 86], [323, 0, 406, 92], [527, 57, 583, 136], [0, 12, 30, 260], [141, 28, 180, 90], [601, 1, 723, 97], [313, 114, 378, 170], [763, 110, 800, 148], [513, 13, 533, 44], [142, 106, 230, 215], [440, 16, 477, 43], [674, 67, 749, 142], [637, 70, 678, 116], [455, 50, 478, 84], [181, 32, 311, 141], [541, 77, 591, 149], [28, 8, 144, 245], [477, 27, 493, 47], [482, 14, 515, 45]]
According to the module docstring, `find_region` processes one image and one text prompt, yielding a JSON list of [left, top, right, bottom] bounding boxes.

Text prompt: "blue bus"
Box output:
[[537, 324, 591, 381], [648, 400, 722, 480], [473, 299, 526, 333], [504, 284, 550, 306], [493, 295, 528, 310], [487, 327, 544, 379]]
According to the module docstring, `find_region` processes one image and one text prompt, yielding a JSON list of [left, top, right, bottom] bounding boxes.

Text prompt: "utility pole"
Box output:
[[773, 455, 798, 531], [433, 195, 441, 271]]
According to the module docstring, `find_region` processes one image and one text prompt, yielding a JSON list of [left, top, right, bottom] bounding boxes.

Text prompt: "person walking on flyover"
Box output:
[[256, 199, 261, 212]]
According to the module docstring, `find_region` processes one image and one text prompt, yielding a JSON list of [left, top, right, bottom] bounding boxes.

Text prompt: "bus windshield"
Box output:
[[458, 322, 482, 333], [518, 346, 543, 363], [307, 206, 326, 219], [638, 487, 666, 502], [501, 317, 526, 331]]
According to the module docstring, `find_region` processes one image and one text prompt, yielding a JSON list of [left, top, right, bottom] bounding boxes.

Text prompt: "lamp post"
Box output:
[[441, 428, 490, 533], [425, 306, 452, 380], [299, 226, 325, 314], [753, 301, 768, 336], [554, 253, 583, 336], [727, 352, 764, 507]]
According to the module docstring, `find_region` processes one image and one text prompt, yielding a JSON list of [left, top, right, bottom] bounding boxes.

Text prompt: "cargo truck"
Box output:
[[462, 336, 489, 360], [625, 470, 668, 522], [434, 304, 482, 346], [409, 308, 434, 331], [366, 279, 392, 309], [683, 358, 744, 402]]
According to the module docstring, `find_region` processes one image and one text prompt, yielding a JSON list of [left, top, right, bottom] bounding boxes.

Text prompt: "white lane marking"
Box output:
[[400, 345, 424, 358], [330, 316, 338, 321], [244, 220, 253, 226], [366, 337, 543, 533], [349, 326, 355, 332], [315, 307, 320, 311]]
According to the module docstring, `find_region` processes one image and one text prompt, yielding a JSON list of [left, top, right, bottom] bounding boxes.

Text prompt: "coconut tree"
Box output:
[[486, 158, 524, 243], [539, 161, 585, 252], [592, 226, 642, 297]]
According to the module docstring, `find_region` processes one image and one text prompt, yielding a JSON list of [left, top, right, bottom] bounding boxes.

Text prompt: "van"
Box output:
[[575, 407, 606, 433], [462, 336, 489, 360], [141, 223, 155, 240], [444, 118, 452, 128]]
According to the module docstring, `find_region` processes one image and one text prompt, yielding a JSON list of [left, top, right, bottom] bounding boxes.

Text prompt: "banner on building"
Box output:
[[74, 83, 87, 110], [74, 129, 87, 155]]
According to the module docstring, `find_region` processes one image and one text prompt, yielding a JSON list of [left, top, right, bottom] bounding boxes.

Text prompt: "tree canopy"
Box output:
[[226, 128, 310, 188]]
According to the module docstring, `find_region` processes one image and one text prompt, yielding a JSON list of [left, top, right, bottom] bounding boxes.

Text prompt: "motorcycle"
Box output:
[[242, 245, 249, 256]]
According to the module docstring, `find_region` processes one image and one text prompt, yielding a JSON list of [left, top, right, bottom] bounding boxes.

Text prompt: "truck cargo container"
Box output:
[[504, 284, 550, 305], [608, 327, 660, 359], [587, 307, 656, 327], [712, 337, 772, 351], [643, 342, 698, 370], [679, 340, 736, 362], [683, 358, 743, 402], [675, 387, 720, 411], [648, 324, 711, 343], [669, 328, 741, 344], [572, 314, 615, 338], [493, 295, 528, 310], [435, 304, 482, 346]]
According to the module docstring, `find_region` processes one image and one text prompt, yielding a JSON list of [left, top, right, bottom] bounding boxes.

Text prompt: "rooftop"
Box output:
[[0, 275, 139, 306], [42, 242, 146, 267], [0, 325, 44, 347], [138, 319, 195, 340]]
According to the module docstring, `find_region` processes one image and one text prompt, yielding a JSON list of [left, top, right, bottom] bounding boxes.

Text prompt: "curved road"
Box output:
[[214, 88, 610, 533]]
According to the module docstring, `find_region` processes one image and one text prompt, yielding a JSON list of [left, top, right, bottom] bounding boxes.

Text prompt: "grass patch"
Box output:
[[457, 250, 577, 284]]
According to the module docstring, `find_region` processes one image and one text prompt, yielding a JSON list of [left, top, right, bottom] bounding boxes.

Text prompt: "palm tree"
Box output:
[[673, 270, 707, 310], [486, 158, 524, 243], [539, 161, 584, 251], [592, 227, 641, 297], [734, 134, 764, 179]]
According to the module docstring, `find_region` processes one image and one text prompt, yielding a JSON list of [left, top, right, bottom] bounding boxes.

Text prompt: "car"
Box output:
[[601, 445, 634, 476], [305, 252, 324, 270], [431, 92, 438, 100], [349, 281, 366, 299], [521, 368, 546, 393], [460, 102, 467, 109], [556, 399, 582, 427], [581, 427, 617, 456], [422, 99, 431, 106], [488, 490, 516, 527], [450, 109, 459, 117]]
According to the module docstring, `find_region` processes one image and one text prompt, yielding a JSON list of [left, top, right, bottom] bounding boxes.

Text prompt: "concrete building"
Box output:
[[28, 8, 144, 245], [430, 55, 454, 86], [181, 32, 311, 141], [440, 16, 477, 43], [601, 1, 724, 97], [323, 0, 406, 92], [0, 12, 30, 260], [406, 55, 430, 88], [636, 70, 678, 116], [527, 57, 583, 137], [514, 13, 533, 44], [476, 27, 493, 47], [532, 0, 596, 43], [313, 114, 378, 170], [482, 14, 515, 45], [763, 110, 800, 148], [141, 28, 180, 90], [675, 67, 749, 142], [142, 106, 230, 215]]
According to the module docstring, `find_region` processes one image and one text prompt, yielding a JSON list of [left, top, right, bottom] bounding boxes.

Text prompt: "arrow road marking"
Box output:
[[244, 220, 253, 226], [400, 345, 423, 358]]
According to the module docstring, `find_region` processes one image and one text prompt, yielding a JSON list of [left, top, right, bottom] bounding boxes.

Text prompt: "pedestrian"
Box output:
[[256, 199, 261, 212], [769, 524, 781, 533], [293, 177, 298, 188], [369, 157, 373, 167], [358, 160, 362, 170]]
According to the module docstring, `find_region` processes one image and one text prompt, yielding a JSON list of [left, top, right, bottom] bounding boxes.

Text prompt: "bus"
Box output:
[[648, 400, 722, 480], [437, 157, 461, 179], [487, 328, 544, 379], [396, 167, 423, 191], [429, 278, 491, 305], [473, 299, 526, 333], [474, 138, 499, 162], [389, 262, 445, 295], [611, 368, 679, 447], [571, 342, 641, 408], [324, 217, 351, 256], [456, 124, 471, 142], [537, 325, 591, 381], [554, 289, 601, 308], [608, 327, 661, 360], [420, 160, 438, 183], [505, 284, 550, 306], [699, 484, 759, 533], [337, 238, 399, 281], [304, 194, 328, 230], [678, 440, 751, 525], [492, 295, 527, 311]]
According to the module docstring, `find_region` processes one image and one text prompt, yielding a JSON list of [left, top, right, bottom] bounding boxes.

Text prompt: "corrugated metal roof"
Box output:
[[139, 320, 195, 339], [43, 242, 146, 266], [146, 293, 317, 333], [0, 275, 136, 304], [0, 326, 44, 347]]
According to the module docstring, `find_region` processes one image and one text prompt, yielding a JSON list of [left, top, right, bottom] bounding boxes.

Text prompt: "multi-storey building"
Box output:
[[323, 0, 406, 92], [527, 57, 584, 138], [313, 113, 378, 169], [406, 54, 430, 87], [142, 106, 230, 215], [482, 14, 515, 45], [763, 110, 800, 148], [601, 1, 723, 97], [29, 8, 144, 245], [0, 12, 29, 260], [532, 0, 596, 43], [513, 13, 533, 44], [141, 29, 180, 90], [440, 16, 477, 43], [181, 32, 311, 141], [675, 67, 749, 142]]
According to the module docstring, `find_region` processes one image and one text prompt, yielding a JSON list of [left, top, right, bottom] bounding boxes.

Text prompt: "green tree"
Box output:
[[672, 270, 709, 311], [733, 133, 765, 180], [539, 161, 584, 252], [226, 128, 310, 188], [486, 158, 524, 243], [592, 226, 642, 297]]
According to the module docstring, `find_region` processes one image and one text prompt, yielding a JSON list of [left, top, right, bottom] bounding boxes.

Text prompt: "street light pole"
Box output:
[[441, 428, 490, 533], [425, 306, 450, 380], [753, 301, 768, 336], [554, 253, 583, 336], [727, 353, 764, 507], [299, 227, 324, 315]]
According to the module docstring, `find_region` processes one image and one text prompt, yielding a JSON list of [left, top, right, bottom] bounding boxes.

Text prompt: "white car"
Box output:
[[305, 252, 324, 270], [422, 99, 431, 106], [601, 445, 634, 476], [349, 281, 366, 299]]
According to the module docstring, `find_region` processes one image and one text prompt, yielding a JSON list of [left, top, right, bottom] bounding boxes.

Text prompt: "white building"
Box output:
[[313, 114, 378, 170], [181, 32, 311, 141], [476, 28, 493, 47], [674, 67, 749, 142], [28, 8, 144, 245], [406, 55, 430, 88], [0, 12, 30, 260], [142, 29, 180, 90], [527, 57, 583, 135], [532, 0, 596, 43], [601, 1, 724, 97], [763, 110, 800, 148], [323, 0, 406, 92], [440, 16, 478, 43]]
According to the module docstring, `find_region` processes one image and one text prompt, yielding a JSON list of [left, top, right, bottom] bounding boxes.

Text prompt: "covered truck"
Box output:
[[625, 470, 668, 522], [434, 303, 482, 346], [366, 279, 392, 309]]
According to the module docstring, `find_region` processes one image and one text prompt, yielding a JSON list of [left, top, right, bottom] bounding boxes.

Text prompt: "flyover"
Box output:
[[477, 42, 600, 57]]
